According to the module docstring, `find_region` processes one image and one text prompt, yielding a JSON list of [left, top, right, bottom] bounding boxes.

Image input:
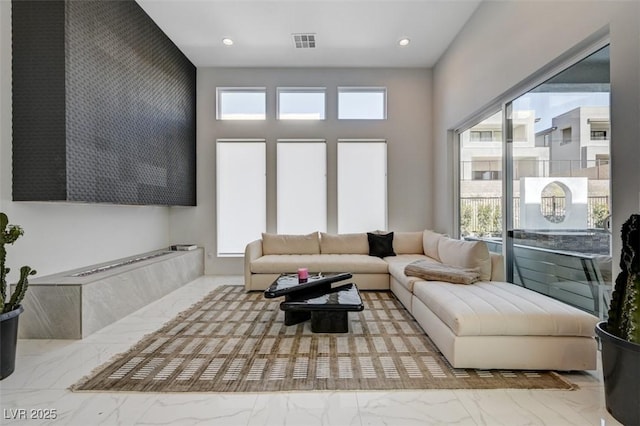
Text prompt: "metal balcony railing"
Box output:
[[459, 196, 610, 234], [460, 159, 609, 180]]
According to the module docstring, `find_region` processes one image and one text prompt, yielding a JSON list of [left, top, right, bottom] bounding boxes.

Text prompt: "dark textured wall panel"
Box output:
[[12, 1, 67, 201], [12, 0, 196, 206]]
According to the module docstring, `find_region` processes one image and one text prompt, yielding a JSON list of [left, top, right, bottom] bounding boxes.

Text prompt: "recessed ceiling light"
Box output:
[[222, 38, 234, 46], [398, 38, 410, 47]]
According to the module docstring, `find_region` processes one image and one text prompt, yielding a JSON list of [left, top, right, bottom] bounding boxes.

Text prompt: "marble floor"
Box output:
[[0, 276, 622, 426]]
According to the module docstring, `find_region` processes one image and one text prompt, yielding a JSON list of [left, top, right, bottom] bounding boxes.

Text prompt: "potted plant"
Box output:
[[0, 212, 36, 380], [595, 214, 640, 425]]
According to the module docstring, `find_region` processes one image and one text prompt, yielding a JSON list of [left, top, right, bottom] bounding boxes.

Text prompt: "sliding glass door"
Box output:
[[457, 45, 611, 318], [506, 45, 611, 318]]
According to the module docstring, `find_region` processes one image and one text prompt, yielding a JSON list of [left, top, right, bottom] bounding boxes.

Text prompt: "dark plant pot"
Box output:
[[0, 305, 23, 380], [595, 321, 640, 426]]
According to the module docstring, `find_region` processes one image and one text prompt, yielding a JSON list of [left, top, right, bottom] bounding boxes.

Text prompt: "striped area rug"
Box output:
[[72, 285, 575, 392]]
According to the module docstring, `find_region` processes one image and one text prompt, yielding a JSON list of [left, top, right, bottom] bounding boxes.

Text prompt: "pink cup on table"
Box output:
[[297, 267, 309, 283]]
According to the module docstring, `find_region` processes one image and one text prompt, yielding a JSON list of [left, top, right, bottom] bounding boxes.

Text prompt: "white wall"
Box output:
[[433, 1, 640, 265], [170, 67, 433, 275], [0, 1, 171, 280]]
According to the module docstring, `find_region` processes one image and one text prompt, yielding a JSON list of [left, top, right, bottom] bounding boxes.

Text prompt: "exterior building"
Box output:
[[539, 106, 610, 179], [460, 110, 549, 198], [460, 107, 610, 233]]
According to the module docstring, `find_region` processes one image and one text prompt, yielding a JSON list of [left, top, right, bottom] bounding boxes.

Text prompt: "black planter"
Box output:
[[0, 305, 23, 380], [595, 321, 640, 426]]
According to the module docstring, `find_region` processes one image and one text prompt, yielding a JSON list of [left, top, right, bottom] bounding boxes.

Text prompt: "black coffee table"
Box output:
[[280, 283, 364, 333], [264, 272, 364, 332]]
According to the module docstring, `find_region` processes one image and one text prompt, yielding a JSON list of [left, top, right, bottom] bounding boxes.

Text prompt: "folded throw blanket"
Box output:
[[404, 260, 480, 285]]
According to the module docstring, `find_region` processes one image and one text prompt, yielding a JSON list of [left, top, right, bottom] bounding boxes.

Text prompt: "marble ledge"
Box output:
[[14, 248, 204, 339]]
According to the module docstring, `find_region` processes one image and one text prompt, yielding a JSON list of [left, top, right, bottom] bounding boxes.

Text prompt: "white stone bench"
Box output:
[[15, 249, 204, 339]]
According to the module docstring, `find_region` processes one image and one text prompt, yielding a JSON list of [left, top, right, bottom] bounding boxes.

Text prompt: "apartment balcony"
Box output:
[[461, 159, 610, 181]]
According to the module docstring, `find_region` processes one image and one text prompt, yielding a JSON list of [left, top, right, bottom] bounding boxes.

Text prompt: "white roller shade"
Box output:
[[216, 141, 266, 256], [277, 141, 327, 234], [338, 141, 387, 233]]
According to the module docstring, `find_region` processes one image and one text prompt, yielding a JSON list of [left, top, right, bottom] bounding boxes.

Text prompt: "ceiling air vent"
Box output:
[[292, 33, 316, 49]]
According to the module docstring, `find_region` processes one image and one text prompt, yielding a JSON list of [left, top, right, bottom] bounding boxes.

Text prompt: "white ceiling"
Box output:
[[136, 0, 482, 68]]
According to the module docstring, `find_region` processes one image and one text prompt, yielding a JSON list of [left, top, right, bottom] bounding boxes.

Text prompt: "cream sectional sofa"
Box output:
[[244, 230, 598, 370], [244, 231, 427, 291]]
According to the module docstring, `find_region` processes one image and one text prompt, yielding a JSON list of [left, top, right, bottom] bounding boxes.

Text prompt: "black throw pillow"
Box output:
[[367, 232, 396, 258]]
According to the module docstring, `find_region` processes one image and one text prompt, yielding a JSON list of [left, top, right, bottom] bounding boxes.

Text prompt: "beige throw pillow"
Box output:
[[393, 232, 424, 254], [437, 237, 491, 281], [423, 230, 443, 261], [320, 233, 368, 254], [262, 232, 320, 255], [404, 260, 480, 285]]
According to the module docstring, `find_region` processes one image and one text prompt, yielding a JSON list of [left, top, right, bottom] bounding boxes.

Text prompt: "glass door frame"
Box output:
[[503, 102, 515, 282], [454, 32, 610, 283]]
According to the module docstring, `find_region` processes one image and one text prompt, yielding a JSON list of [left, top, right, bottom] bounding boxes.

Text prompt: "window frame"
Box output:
[[216, 87, 267, 121], [337, 87, 387, 120], [276, 87, 327, 120], [470, 130, 496, 142]]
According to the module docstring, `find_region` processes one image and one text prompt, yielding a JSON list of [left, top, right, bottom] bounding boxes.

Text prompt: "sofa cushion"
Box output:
[[386, 254, 432, 292], [437, 237, 491, 281], [393, 232, 424, 255], [367, 232, 396, 258], [423, 230, 443, 261], [405, 260, 480, 285], [320, 233, 368, 254], [251, 254, 389, 274], [412, 281, 598, 337], [262, 232, 320, 255]]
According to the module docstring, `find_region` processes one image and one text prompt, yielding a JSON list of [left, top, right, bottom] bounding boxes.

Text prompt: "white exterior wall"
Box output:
[[0, 1, 171, 280], [550, 108, 583, 174], [579, 107, 610, 166], [460, 110, 548, 186], [520, 177, 589, 230], [433, 1, 639, 270]]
